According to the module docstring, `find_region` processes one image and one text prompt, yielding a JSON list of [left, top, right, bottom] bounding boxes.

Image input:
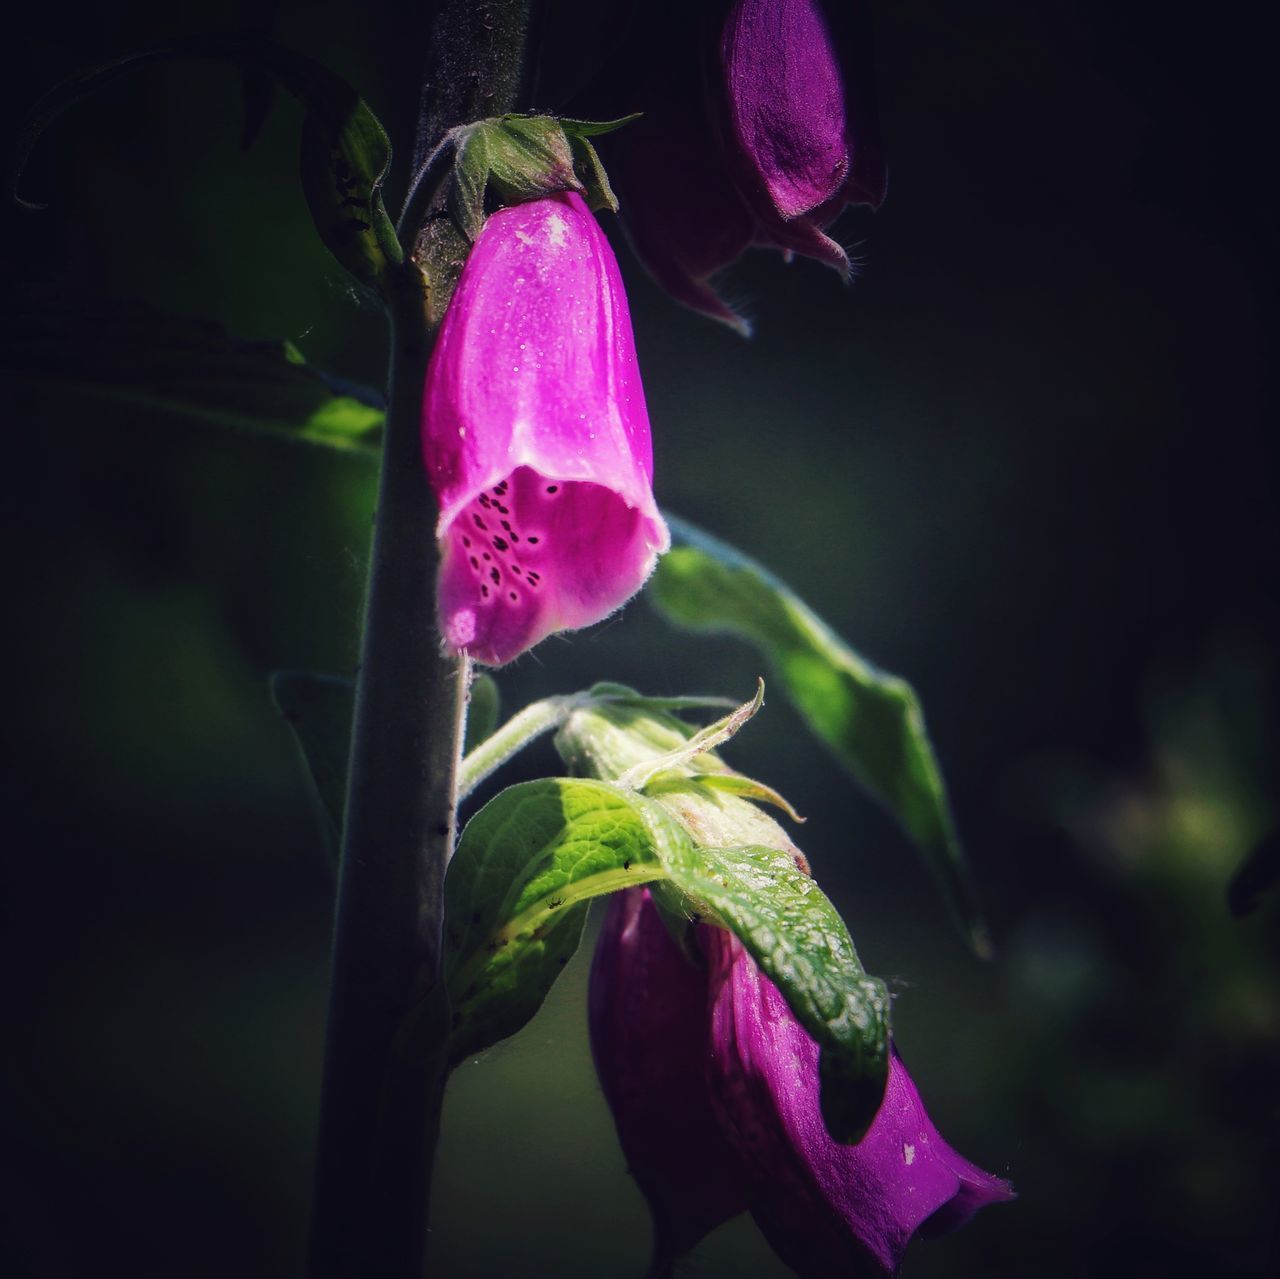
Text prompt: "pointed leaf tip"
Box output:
[[648, 515, 990, 956]]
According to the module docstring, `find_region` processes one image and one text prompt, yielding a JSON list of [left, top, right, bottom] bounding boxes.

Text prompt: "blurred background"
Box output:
[[3, 1, 1276, 1276]]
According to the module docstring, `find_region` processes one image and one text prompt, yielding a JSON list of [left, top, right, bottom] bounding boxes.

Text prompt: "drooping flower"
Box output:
[[704, 926, 1015, 1277], [716, 0, 887, 265], [589, 888, 1012, 1276], [421, 192, 669, 666], [604, 0, 886, 333], [588, 889, 747, 1267]]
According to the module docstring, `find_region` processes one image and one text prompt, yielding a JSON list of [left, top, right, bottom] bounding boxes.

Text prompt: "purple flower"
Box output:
[[588, 890, 747, 1266], [704, 926, 1015, 1277], [421, 192, 669, 667], [589, 889, 1012, 1275], [607, 0, 886, 333]]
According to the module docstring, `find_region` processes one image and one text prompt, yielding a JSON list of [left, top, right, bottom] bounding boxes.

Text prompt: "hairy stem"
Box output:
[[307, 4, 532, 1275]]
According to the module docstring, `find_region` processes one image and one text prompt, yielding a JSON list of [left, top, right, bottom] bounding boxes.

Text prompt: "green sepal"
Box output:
[[558, 114, 643, 138], [649, 515, 991, 958], [14, 33, 402, 293], [442, 112, 634, 240], [2, 295, 384, 453], [567, 135, 619, 214]]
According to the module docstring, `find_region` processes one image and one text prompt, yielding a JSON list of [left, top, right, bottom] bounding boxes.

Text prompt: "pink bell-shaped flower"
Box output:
[[422, 192, 669, 666], [589, 889, 1012, 1276], [704, 927, 1015, 1277]]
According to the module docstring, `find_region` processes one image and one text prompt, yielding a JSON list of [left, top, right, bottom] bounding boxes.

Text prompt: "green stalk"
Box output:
[[307, 4, 532, 1275]]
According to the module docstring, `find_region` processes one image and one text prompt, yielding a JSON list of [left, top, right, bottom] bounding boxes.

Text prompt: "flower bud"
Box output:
[[704, 928, 1014, 1276], [588, 889, 747, 1267], [422, 193, 669, 666]]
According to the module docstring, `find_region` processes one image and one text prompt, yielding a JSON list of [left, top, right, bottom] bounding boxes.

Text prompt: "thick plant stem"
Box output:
[[307, 4, 533, 1276], [307, 283, 465, 1279]]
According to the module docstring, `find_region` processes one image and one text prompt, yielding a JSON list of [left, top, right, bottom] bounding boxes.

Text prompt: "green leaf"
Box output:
[[269, 670, 355, 857], [444, 768, 888, 1137], [14, 33, 402, 291], [649, 515, 990, 958], [443, 778, 671, 1062], [1, 296, 384, 453]]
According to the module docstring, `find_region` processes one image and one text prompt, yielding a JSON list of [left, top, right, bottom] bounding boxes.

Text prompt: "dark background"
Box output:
[[3, 2, 1276, 1276]]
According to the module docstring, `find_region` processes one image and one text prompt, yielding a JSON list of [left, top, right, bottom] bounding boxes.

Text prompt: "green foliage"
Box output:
[[650, 515, 990, 956], [14, 33, 402, 291], [2, 297, 385, 452], [444, 692, 891, 1139], [443, 779, 669, 1061]]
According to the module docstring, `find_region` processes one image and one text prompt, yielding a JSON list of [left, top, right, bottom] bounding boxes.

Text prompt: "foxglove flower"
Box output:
[[590, 889, 1012, 1275], [422, 192, 669, 666], [716, 0, 887, 268], [704, 926, 1015, 1277], [605, 0, 885, 333], [588, 890, 747, 1266]]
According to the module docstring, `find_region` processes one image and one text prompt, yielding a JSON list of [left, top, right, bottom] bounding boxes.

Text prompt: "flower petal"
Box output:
[[705, 929, 1014, 1276], [423, 193, 669, 665], [721, 0, 850, 221], [589, 889, 748, 1266]]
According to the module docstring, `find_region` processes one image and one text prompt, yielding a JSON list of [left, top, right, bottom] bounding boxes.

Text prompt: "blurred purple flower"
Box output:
[[421, 192, 669, 667], [590, 888, 1012, 1276], [606, 0, 886, 334]]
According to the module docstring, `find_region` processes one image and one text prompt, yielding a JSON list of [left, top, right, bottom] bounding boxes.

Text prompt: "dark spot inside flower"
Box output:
[[527, 571, 541, 583], [470, 556, 480, 570], [483, 552, 491, 561], [473, 515, 487, 530], [481, 585, 489, 597], [479, 495, 491, 507], [492, 537, 508, 552], [501, 520, 512, 531], [527, 536, 539, 544], [509, 591, 518, 601], [546, 485, 558, 494], [462, 536, 471, 548], [496, 503, 509, 515], [490, 568, 500, 584]]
